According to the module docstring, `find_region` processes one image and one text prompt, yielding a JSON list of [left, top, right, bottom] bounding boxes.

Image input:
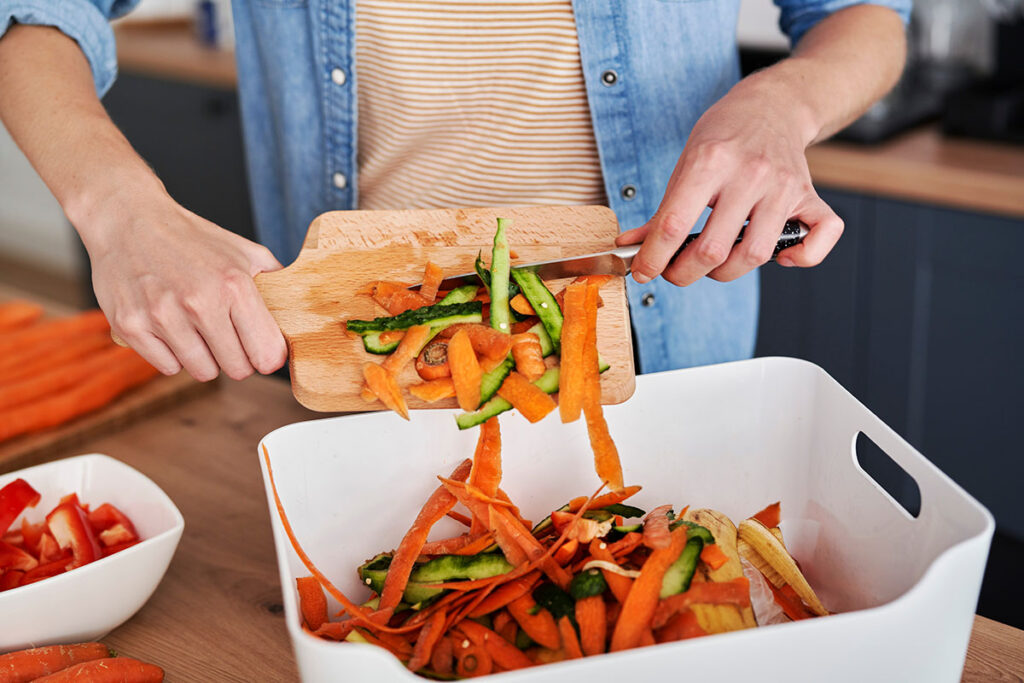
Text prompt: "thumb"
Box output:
[[246, 243, 284, 275], [615, 223, 650, 247]]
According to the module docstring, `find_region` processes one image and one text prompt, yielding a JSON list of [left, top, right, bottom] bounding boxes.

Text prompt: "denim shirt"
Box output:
[[3, 0, 909, 373]]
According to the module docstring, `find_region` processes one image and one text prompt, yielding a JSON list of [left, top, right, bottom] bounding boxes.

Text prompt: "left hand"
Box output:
[[616, 78, 844, 286]]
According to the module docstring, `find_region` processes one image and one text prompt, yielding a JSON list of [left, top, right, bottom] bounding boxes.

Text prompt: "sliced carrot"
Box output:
[[380, 460, 473, 611], [0, 350, 159, 444], [651, 576, 752, 629], [567, 485, 642, 513], [558, 615, 583, 659], [409, 378, 456, 403], [0, 643, 112, 683], [553, 538, 579, 566], [384, 325, 432, 374], [453, 533, 496, 556], [296, 576, 328, 631], [510, 316, 540, 334], [752, 501, 781, 529], [0, 300, 43, 332], [558, 283, 587, 423], [487, 506, 531, 567], [496, 372, 556, 423], [655, 609, 707, 643], [582, 284, 624, 491], [769, 582, 816, 621], [416, 340, 450, 380], [448, 329, 482, 412], [509, 293, 535, 316], [408, 608, 447, 672], [454, 641, 493, 678], [638, 627, 657, 647], [491, 505, 571, 589], [362, 363, 409, 420], [447, 510, 472, 527], [457, 619, 534, 671], [510, 333, 546, 381], [575, 595, 607, 656], [642, 504, 673, 550], [610, 526, 687, 652], [478, 353, 506, 375], [468, 417, 502, 498], [700, 542, 730, 571], [420, 261, 445, 303], [587, 539, 634, 604], [507, 594, 561, 649], [608, 531, 644, 558], [464, 324, 513, 361], [313, 620, 356, 641]]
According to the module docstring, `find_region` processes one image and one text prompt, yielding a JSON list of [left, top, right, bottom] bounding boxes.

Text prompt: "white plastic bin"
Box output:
[[259, 357, 994, 682]]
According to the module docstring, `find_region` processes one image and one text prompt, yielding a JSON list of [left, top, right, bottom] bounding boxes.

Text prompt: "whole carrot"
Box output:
[[0, 350, 158, 443], [31, 657, 163, 682], [0, 642, 111, 683], [0, 310, 109, 358], [0, 333, 112, 385], [0, 346, 131, 411], [0, 301, 43, 333]]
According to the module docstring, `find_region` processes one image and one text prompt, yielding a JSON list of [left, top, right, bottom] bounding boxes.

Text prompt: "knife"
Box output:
[[429, 219, 808, 289]]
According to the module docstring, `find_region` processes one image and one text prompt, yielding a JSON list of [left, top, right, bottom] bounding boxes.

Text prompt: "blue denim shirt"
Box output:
[[3, 0, 909, 373]]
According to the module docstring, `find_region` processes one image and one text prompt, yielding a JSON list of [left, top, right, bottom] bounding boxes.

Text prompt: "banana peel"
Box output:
[[737, 518, 828, 617], [681, 509, 758, 633]]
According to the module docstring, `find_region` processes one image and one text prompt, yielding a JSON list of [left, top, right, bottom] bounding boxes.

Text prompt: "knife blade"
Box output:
[[429, 219, 808, 290]]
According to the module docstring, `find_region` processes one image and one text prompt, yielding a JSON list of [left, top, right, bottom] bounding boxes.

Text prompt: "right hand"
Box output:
[[79, 186, 288, 381]]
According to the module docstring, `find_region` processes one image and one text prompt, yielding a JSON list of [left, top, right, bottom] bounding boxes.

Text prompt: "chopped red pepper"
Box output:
[[0, 540, 39, 571], [99, 523, 137, 547], [36, 532, 63, 563], [88, 503, 138, 538], [20, 519, 45, 555], [19, 554, 72, 585], [46, 503, 102, 568], [101, 540, 140, 558], [0, 478, 41, 535], [0, 569, 24, 591]]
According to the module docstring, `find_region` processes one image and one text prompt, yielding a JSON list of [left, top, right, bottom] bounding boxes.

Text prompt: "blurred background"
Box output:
[[1, 0, 1022, 625]]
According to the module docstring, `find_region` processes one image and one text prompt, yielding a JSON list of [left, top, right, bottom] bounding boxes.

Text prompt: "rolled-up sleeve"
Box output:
[[775, 0, 913, 47], [0, 0, 140, 96]]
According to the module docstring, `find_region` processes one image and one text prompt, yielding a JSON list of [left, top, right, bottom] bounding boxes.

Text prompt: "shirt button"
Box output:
[[642, 293, 656, 307], [620, 184, 637, 200], [601, 69, 618, 86], [332, 172, 348, 189], [331, 68, 347, 86]]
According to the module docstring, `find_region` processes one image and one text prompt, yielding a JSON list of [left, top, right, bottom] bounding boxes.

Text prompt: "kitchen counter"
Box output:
[[113, 22, 1024, 220], [4, 372, 1016, 681]]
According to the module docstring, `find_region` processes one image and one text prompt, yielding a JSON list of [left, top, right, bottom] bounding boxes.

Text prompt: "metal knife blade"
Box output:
[[429, 219, 808, 290]]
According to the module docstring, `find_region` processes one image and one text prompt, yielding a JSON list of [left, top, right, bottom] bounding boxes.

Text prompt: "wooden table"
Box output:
[[10, 374, 1020, 681]]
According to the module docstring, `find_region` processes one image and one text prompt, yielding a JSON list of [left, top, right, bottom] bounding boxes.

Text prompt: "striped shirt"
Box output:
[[354, 0, 606, 210]]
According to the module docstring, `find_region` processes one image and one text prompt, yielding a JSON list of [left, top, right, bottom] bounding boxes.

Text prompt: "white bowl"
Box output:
[[0, 454, 184, 651]]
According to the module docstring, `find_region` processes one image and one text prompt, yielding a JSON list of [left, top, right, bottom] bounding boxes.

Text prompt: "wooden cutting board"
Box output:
[[255, 205, 636, 412], [0, 286, 214, 473]]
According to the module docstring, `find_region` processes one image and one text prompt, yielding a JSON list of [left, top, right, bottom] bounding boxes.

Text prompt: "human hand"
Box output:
[[616, 75, 844, 286], [78, 184, 287, 381]]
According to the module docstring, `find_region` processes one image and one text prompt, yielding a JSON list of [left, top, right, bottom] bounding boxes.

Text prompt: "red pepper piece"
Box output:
[[0, 540, 39, 571], [99, 523, 136, 547], [0, 569, 24, 591], [19, 553, 72, 585], [0, 479, 41, 535], [21, 519, 45, 555], [46, 502, 102, 568], [88, 503, 138, 537], [101, 540, 140, 558], [36, 532, 63, 563]]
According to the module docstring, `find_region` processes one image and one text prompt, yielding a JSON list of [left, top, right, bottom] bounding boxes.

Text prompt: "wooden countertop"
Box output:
[[0, 372, 1016, 680], [113, 22, 1024, 219]]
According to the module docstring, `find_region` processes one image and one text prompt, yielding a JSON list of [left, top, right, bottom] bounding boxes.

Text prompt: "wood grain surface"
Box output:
[[0, 374, 1008, 681], [256, 205, 636, 412], [0, 287, 215, 472]]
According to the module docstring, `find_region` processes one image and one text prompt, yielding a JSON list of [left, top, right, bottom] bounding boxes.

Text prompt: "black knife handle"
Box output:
[[674, 219, 807, 262]]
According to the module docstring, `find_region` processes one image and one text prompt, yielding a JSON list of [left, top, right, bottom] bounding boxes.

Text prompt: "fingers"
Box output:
[[231, 279, 288, 375], [707, 194, 791, 282], [776, 198, 844, 268], [628, 183, 714, 284], [112, 318, 182, 376]]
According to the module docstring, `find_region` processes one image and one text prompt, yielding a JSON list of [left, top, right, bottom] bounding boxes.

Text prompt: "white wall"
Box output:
[[0, 126, 81, 275], [737, 0, 790, 50]]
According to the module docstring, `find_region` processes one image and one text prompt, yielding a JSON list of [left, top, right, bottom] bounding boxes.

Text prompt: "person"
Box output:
[[0, 0, 909, 382]]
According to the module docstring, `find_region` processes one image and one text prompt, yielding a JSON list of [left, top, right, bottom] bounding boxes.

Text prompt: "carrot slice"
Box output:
[[496, 372, 556, 423], [454, 641, 493, 678], [769, 582, 816, 621], [510, 316, 540, 334], [384, 325, 432, 374], [567, 485, 642, 513], [651, 577, 752, 629], [582, 284, 624, 491], [642, 504, 673, 550], [420, 261, 445, 303], [362, 363, 409, 420], [558, 283, 587, 423], [386, 289, 434, 315], [487, 506, 531, 566], [587, 539, 633, 604], [453, 533, 496, 556], [575, 595, 607, 656], [752, 501, 781, 529], [457, 619, 534, 671], [0, 300, 44, 332], [700, 542, 730, 570], [610, 526, 688, 651], [380, 460, 473, 612], [510, 333, 546, 381], [558, 615, 583, 659], [409, 378, 456, 403], [408, 608, 447, 672], [416, 340, 450, 380], [507, 594, 560, 649], [509, 293, 535, 316], [447, 329, 482, 411], [468, 417, 502, 498], [296, 576, 328, 631]]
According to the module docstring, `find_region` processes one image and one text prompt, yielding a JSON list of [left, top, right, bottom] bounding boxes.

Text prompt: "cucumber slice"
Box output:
[[362, 332, 401, 355], [455, 367, 560, 430], [660, 536, 704, 598], [438, 285, 479, 305], [479, 356, 515, 405], [346, 301, 482, 335]]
